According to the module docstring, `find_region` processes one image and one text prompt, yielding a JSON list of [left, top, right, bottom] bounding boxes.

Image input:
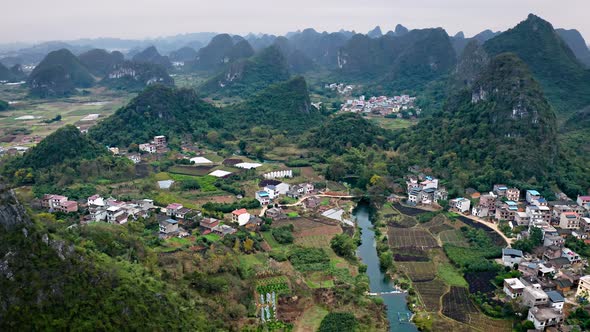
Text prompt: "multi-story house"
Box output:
[[526, 190, 542, 204], [503, 278, 525, 299], [559, 212, 580, 230], [506, 188, 520, 202]]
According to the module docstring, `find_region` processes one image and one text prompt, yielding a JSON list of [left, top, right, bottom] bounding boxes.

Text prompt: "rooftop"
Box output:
[[546, 290, 565, 303], [232, 208, 249, 215], [209, 170, 232, 178], [503, 248, 523, 257], [529, 307, 562, 321], [163, 219, 178, 224], [527, 190, 540, 196]]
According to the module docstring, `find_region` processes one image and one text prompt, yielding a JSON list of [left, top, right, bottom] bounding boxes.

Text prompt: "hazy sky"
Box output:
[[1, 0, 589, 43]]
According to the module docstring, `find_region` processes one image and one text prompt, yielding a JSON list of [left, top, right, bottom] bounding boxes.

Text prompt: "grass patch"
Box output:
[[296, 305, 329, 332], [203, 233, 221, 243], [286, 212, 299, 218], [437, 262, 468, 287]]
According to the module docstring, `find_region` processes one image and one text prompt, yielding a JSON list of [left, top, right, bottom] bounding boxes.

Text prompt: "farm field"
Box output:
[[388, 228, 438, 249], [294, 305, 329, 332], [0, 86, 133, 145], [439, 229, 469, 247], [397, 261, 436, 282], [414, 279, 447, 312]]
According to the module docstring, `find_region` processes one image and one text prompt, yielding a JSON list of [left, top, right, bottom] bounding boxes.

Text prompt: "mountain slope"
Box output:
[[484, 14, 590, 114], [452, 40, 490, 88], [199, 45, 290, 98], [101, 61, 174, 91], [0, 183, 213, 330], [190, 34, 254, 71], [169, 46, 198, 62], [15, 125, 108, 170], [0, 62, 18, 82], [89, 85, 219, 146], [272, 37, 315, 73], [338, 28, 456, 92], [27, 49, 95, 97], [132, 46, 172, 68], [556, 28, 590, 67], [394, 53, 558, 192], [78, 49, 125, 76]]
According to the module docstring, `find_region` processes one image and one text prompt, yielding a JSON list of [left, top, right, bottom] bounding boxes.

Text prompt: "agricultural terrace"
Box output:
[[388, 228, 438, 249]]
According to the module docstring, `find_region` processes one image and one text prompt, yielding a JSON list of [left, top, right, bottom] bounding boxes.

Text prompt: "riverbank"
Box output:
[[355, 204, 418, 332], [379, 202, 513, 331]]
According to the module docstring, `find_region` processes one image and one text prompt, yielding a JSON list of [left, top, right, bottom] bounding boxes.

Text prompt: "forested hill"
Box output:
[[14, 125, 108, 170], [393, 53, 559, 193], [337, 28, 456, 93], [27, 49, 95, 98], [0, 182, 213, 330], [190, 34, 254, 71], [89, 84, 219, 146], [199, 45, 291, 98], [225, 76, 322, 135], [484, 14, 590, 114], [78, 48, 125, 76]]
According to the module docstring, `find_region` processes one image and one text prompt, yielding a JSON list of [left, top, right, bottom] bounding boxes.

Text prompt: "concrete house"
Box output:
[[559, 212, 580, 230], [527, 307, 563, 330], [502, 248, 523, 267], [522, 283, 548, 307], [450, 197, 470, 213], [526, 190, 541, 204], [576, 275, 590, 300], [232, 208, 251, 226], [256, 191, 271, 205], [275, 182, 290, 195], [546, 291, 565, 312], [503, 278, 525, 299], [159, 219, 179, 238]]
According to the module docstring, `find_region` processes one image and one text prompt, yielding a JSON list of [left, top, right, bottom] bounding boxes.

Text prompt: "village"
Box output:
[[29, 134, 590, 331], [401, 169, 590, 330], [339, 94, 420, 117]]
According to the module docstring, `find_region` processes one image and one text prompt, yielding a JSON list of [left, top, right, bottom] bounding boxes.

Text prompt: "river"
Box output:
[[355, 205, 418, 332]]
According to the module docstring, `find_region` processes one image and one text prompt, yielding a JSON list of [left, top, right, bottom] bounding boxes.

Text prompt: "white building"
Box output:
[[450, 197, 470, 213], [527, 307, 563, 330], [232, 208, 251, 226], [503, 278, 525, 299]]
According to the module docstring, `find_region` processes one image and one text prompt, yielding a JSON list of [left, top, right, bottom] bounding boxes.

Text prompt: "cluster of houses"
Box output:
[[500, 245, 590, 330], [41, 194, 79, 213], [139, 135, 168, 154], [86, 194, 154, 224], [255, 180, 315, 205], [405, 175, 448, 206], [340, 94, 419, 116]]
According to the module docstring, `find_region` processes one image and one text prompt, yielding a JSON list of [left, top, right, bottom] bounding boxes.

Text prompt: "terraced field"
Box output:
[[398, 261, 436, 282], [414, 279, 447, 311], [439, 229, 470, 247], [388, 228, 438, 249]]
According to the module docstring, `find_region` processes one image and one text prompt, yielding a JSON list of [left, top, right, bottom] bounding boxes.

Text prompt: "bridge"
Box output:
[[366, 290, 405, 296]]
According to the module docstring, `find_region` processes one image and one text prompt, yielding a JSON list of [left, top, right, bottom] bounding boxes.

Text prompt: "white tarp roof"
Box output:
[[190, 157, 213, 164], [209, 170, 232, 177], [235, 162, 262, 169]]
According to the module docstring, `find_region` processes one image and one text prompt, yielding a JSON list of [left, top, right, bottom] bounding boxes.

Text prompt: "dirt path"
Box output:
[[458, 213, 515, 246]]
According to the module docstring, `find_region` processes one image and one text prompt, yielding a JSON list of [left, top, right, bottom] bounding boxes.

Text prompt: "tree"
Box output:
[[243, 238, 254, 253], [330, 234, 356, 259], [238, 140, 247, 153]]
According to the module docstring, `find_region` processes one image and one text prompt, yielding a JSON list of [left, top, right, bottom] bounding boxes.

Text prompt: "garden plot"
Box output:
[[439, 230, 470, 247], [398, 261, 436, 282], [441, 286, 478, 323], [414, 279, 447, 312], [388, 228, 438, 249]]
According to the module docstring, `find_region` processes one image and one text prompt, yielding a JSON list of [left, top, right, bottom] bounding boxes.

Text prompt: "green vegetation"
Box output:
[[200, 45, 290, 98], [100, 62, 174, 91], [512, 227, 543, 253], [0, 99, 8, 111], [202, 198, 260, 213], [318, 312, 358, 332], [484, 14, 590, 115], [2, 125, 134, 189], [444, 227, 501, 272], [271, 225, 294, 244], [27, 49, 95, 97], [289, 247, 331, 272], [437, 262, 468, 287], [393, 53, 565, 196], [306, 112, 387, 154], [78, 48, 124, 76], [330, 233, 356, 259]]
